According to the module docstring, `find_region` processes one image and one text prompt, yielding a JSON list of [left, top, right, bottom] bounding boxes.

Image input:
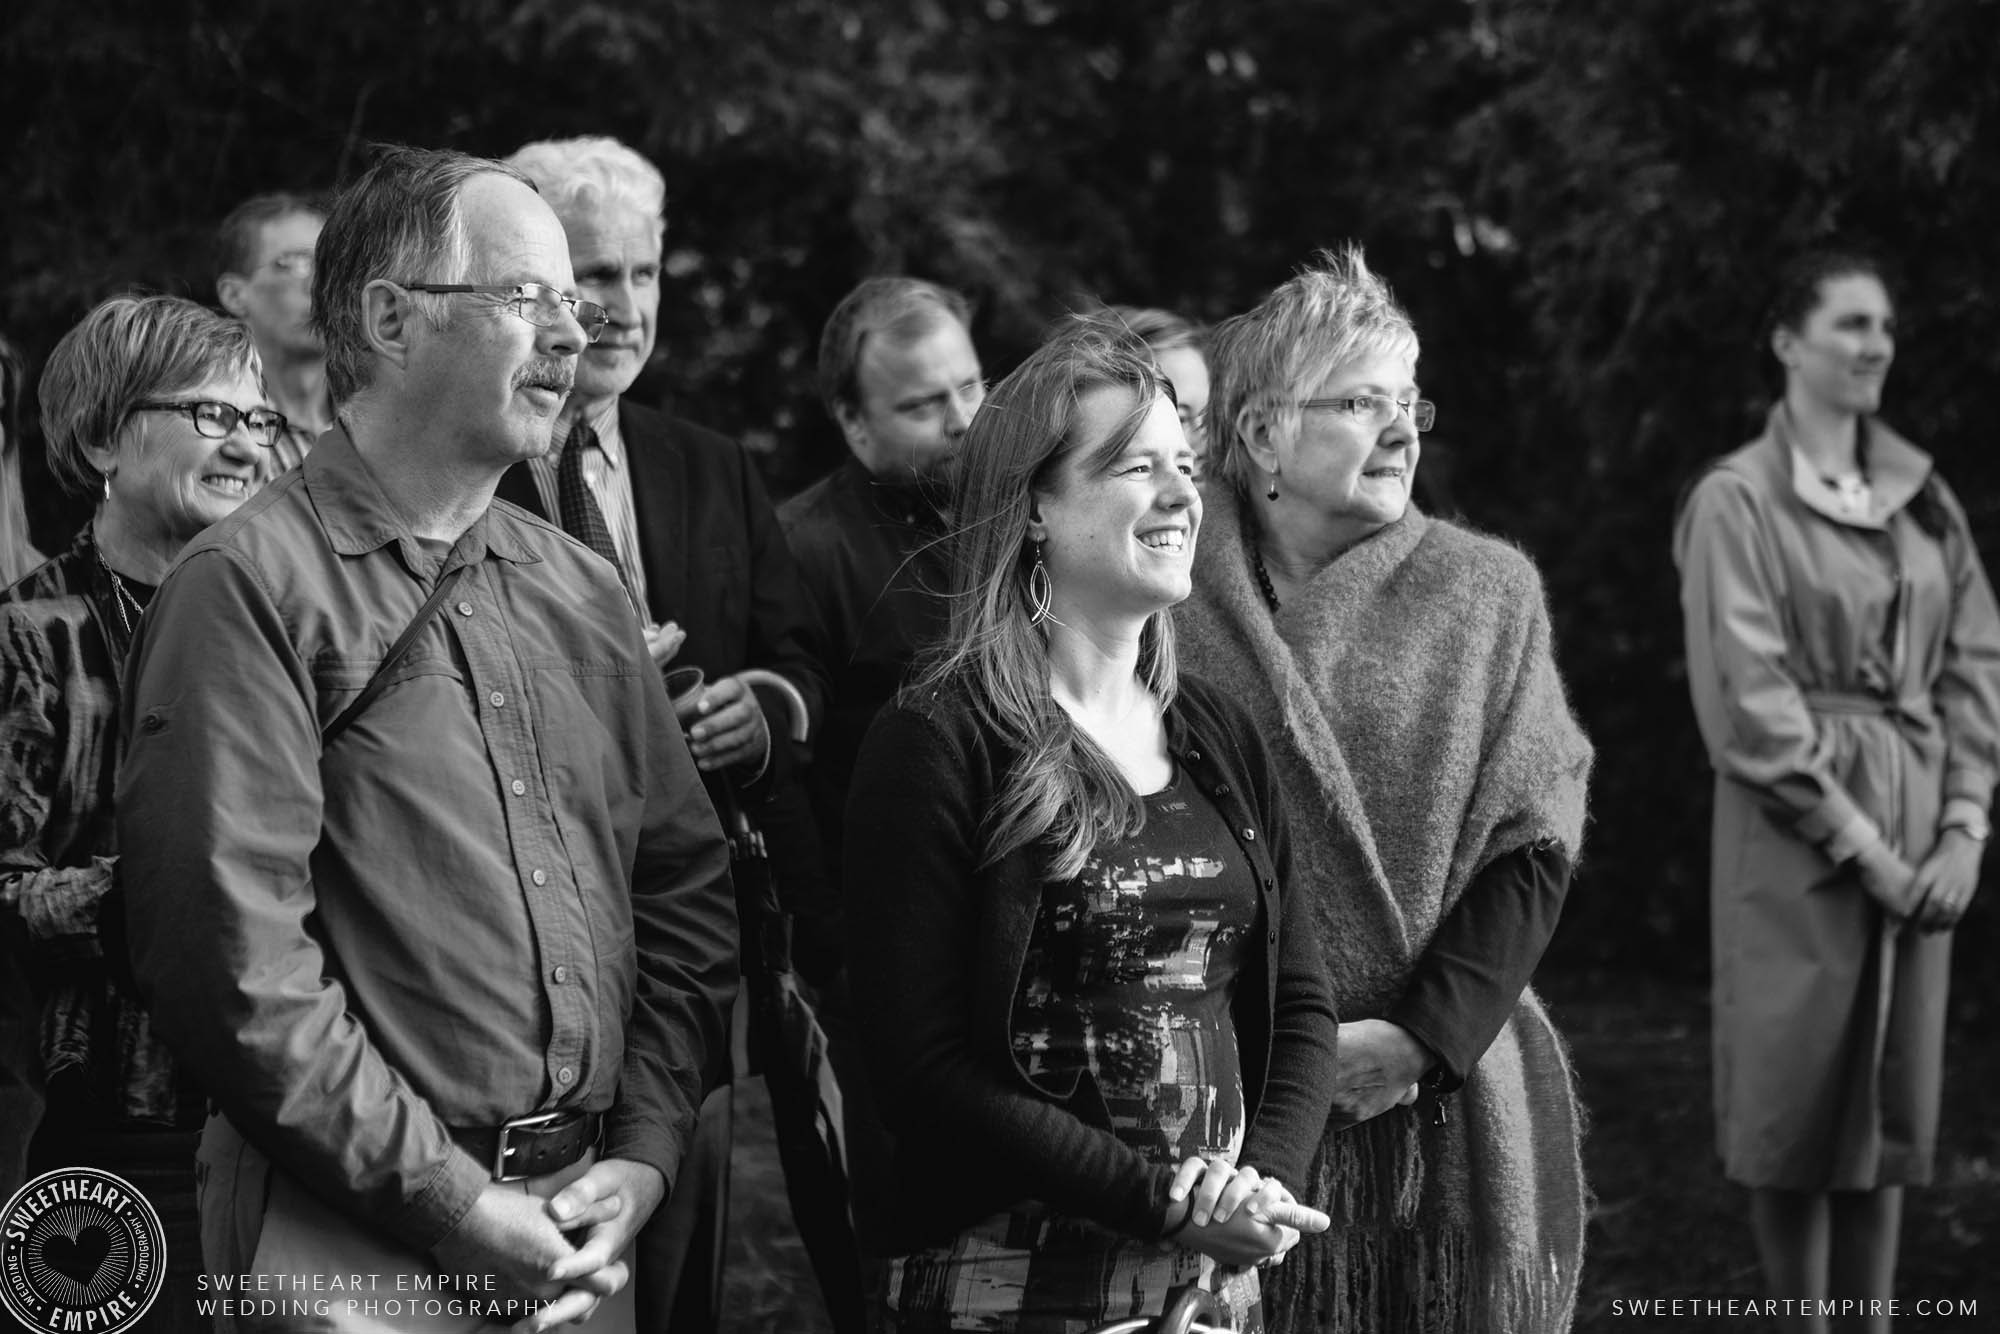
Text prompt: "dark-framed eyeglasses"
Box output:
[[1298, 394, 1436, 433], [397, 282, 610, 344], [130, 400, 288, 447]]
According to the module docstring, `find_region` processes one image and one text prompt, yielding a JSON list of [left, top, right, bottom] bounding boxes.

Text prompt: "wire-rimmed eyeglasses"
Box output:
[[1298, 394, 1436, 433], [398, 282, 610, 344]]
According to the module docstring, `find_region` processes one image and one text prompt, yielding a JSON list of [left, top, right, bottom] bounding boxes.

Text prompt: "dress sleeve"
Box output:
[[1231, 706, 1340, 1189], [1675, 470, 1881, 859], [117, 547, 488, 1253], [1928, 478, 2000, 827], [1388, 843, 1569, 1090], [843, 704, 1179, 1240], [0, 604, 116, 965]]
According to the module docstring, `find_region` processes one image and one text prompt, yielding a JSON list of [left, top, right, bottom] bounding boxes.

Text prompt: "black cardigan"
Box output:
[[844, 671, 1340, 1255]]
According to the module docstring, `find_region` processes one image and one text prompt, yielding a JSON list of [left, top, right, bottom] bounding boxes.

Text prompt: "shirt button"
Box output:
[[1243, 828, 1257, 841], [531, 869, 548, 886], [552, 965, 570, 985], [489, 691, 506, 707], [510, 779, 527, 796], [1187, 749, 1202, 763], [456, 601, 474, 616], [1268, 930, 1278, 945], [1215, 784, 1231, 797], [556, 1067, 575, 1086]]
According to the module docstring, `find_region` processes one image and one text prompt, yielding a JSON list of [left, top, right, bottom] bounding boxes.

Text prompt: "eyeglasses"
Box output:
[[1298, 394, 1436, 433], [131, 400, 289, 447], [398, 282, 609, 344], [265, 250, 315, 278]]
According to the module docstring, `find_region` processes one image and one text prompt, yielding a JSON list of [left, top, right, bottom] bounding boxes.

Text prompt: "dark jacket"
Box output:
[[843, 671, 1340, 1255], [498, 401, 829, 795], [778, 458, 951, 883]]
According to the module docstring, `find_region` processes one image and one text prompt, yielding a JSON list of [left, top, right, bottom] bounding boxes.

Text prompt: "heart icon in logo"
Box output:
[[43, 1226, 113, 1287]]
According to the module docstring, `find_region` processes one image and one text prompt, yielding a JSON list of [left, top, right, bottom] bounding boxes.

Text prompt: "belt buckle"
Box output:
[[492, 1109, 573, 1183]]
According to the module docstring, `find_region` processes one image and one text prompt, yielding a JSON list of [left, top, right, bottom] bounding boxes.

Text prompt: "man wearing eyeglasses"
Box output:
[[492, 132, 837, 1330], [215, 191, 335, 473], [119, 145, 737, 1334]]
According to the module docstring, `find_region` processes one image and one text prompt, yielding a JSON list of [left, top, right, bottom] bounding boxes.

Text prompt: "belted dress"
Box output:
[[1674, 404, 2000, 1188]]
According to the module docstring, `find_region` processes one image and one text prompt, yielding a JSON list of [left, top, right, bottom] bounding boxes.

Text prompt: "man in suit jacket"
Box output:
[[498, 135, 834, 1330]]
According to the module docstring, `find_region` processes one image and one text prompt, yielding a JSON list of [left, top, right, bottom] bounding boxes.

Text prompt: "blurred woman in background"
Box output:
[[1111, 306, 1211, 480], [845, 317, 1338, 1330], [1181, 247, 1593, 1333], [1675, 250, 2000, 1333], [1, 294, 277, 1331]]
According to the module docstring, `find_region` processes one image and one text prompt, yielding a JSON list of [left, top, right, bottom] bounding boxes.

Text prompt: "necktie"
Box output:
[[555, 421, 641, 616]]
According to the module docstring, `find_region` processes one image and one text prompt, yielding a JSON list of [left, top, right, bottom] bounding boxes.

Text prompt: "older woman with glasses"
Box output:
[[1178, 248, 1594, 1333], [1, 294, 274, 1331]]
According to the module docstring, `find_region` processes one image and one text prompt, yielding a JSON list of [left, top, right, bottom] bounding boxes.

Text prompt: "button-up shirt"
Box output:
[[116, 427, 738, 1252]]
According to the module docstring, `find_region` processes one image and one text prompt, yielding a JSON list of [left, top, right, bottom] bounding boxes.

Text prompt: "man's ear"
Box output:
[[216, 272, 249, 318], [362, 280, 417, 370], [833, 400, 871, 459]]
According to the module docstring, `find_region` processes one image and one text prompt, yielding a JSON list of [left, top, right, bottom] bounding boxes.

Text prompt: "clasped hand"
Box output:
[[1327, 1019, 1431, 1127], [1855, 833, 1981, 933], [433, 1157, 664, 1333], [1164, 1156, 1330, 1268]]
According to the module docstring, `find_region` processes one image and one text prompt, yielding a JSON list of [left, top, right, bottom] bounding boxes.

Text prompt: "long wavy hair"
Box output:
[[912, 315, 1175, 880]]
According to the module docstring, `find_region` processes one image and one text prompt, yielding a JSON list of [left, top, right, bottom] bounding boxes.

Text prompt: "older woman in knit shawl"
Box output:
[[1178, 247, 1594, 1333]]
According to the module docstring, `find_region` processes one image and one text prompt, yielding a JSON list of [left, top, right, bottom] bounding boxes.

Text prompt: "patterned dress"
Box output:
[[881, 776, 1262, 1333]]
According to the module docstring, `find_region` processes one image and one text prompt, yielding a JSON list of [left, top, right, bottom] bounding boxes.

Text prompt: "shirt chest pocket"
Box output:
[[310, 647, 467, 740]]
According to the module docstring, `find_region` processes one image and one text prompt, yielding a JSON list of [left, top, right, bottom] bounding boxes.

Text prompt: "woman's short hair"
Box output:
[[1107, 305, 1202, 356], [817, 277, 973, 419], [39, 295, 258, 499], [915, 313, 1174, 879], [1207, 245, 1418, 498], [503, 136, 666, 234], [1767, 248, 1891, 338], [312, 145, 533, 405]]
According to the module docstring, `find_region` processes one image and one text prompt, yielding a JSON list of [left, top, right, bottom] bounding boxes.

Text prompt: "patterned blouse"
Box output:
[[881, 775, 1264, 1333], [0, 526, 187, 1129]]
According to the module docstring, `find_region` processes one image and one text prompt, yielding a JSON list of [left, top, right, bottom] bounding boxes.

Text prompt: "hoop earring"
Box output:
[[1266, 470, 1280, 502], [1027, 540, 1053, 625]]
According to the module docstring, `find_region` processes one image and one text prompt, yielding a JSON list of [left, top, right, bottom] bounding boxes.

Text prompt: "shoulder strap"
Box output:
[[321, 564, 469, 746]]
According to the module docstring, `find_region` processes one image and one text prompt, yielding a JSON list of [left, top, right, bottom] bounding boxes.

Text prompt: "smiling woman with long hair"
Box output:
[[1675, 250, 2000, 1332], [843, 317, 1339, 1331]]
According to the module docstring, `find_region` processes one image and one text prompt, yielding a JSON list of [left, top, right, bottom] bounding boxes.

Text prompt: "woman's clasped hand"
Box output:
[[1163, 1157, 1329, 1268]]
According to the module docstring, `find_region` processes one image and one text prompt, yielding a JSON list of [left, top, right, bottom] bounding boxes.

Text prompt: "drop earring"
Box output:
[[1266, 469, 1280, 502], [1027, 539, 1053, 625]]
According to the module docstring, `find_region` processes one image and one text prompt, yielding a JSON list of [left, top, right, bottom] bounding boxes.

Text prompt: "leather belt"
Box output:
[[450, 1109, 602, 1183]]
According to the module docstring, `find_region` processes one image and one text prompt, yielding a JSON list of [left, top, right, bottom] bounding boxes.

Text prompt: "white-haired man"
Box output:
[[496, 133, 839, 1330]]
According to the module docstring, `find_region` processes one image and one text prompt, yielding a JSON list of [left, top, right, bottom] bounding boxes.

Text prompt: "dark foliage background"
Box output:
[[7, 0, 2000, 1007]]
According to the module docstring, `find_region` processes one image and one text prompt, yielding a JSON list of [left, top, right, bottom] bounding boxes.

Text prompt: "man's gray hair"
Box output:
[[1206, 245, 1419, 497], [311, 145, 535, 404], [503, 136, 666, 234], [817, 276, 973, 419]]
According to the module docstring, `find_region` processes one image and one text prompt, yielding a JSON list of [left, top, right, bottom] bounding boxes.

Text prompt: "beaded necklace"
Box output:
[[1249, 536, 1282, 613]]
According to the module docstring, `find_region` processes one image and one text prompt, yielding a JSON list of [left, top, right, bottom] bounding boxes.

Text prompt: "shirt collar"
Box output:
[[303, 424, 541, 571], [1766, 402, 1932, 530]]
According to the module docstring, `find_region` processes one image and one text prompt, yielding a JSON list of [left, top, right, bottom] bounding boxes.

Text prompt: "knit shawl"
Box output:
[[1179, 488, 1594, 1333]]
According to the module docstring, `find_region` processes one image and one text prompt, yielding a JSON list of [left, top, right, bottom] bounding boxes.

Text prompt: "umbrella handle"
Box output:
[[735, 667, 811, 743]]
